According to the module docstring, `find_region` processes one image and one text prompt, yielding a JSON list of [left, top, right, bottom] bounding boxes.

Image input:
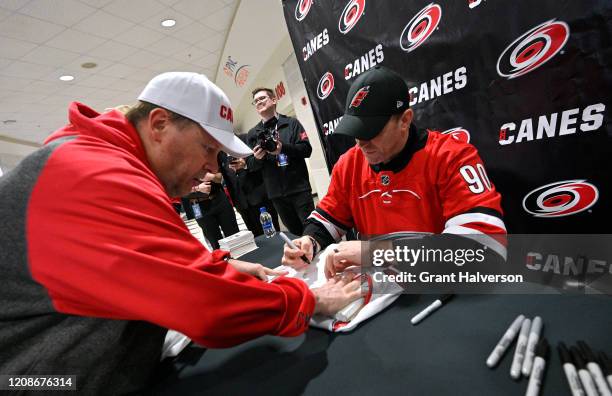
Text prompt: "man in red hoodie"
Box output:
[[0, 72, 359, 394]]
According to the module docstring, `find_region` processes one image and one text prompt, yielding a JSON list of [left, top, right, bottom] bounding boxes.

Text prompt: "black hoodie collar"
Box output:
[[370, 123, 428, 173]]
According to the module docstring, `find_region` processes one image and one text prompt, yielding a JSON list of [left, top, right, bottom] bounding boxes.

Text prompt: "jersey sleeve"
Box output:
[[26, 142, 315, 348], [436, 138, 507, 258], [304, 156, 353, 246]]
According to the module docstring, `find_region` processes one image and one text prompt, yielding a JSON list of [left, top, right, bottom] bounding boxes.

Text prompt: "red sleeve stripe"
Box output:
[[445, 212, 506, 232], [308, 211, 346, 241], [442, 225, 507, 260]]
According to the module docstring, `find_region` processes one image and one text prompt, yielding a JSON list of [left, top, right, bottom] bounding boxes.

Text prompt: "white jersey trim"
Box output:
[[442, 225, 507, 260], [445, 212, 506, 232], [308, 211, 346, 241]]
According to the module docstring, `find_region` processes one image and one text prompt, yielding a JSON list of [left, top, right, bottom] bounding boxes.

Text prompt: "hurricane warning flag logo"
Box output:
[[441, 127, 471, 144], [400, 3, 442, 53], [295, 0, 313, 21], [338, 0, 366, 34], [497, 19, 569, 79], [316, 72, 335, 100], [350, 86, 370, 108], [522, 180, 598, 218]]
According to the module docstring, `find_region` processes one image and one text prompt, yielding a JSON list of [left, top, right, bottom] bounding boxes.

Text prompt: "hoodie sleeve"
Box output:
[[26, 140, 314, 348]]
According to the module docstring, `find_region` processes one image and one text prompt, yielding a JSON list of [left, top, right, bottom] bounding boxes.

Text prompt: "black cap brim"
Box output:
[[334, 113, 392, 140]]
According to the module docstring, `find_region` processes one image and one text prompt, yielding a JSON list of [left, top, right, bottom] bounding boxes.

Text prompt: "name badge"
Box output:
[[277, 153, 289, 167], [192, 203, 203, 219]]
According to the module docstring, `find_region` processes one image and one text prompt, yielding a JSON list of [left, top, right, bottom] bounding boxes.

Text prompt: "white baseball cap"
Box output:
[[138, 71, 252, 158]]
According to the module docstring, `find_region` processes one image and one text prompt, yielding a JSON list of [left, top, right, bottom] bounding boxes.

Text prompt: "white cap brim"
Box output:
[[201, 122, 252, 158]]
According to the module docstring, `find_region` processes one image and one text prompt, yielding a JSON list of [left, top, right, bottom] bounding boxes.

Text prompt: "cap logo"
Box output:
[[220, 105, 233, 123], [396, 101, 403, 108], [350, 86, 370, 108]]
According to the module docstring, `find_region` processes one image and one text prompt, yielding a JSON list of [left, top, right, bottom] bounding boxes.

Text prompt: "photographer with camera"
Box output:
[[181, 171, 239, 249], [245, 87, 315, 236]]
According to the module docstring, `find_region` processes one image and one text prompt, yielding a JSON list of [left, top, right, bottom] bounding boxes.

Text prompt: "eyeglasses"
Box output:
[[251, 96, 269, 106]]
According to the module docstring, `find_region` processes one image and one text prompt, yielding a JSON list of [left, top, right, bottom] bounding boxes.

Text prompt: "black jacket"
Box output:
[[219, 141, 269, 208], [245, 114, 312, 199]]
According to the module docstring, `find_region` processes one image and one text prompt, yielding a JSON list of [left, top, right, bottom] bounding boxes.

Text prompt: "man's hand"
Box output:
[[228, 157, 246, 172], [228, 259, 288, 281], [312, 276, 362, 316], [253, 145, 267, 160], [281, 236, 315, 269], [325, 241, 363, 279], [269, 140, 282, 155], [193, 181, 212, 195], [203, 172, 221, 183]]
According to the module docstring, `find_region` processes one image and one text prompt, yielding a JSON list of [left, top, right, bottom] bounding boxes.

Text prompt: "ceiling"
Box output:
[[0, 0, 239, 147]]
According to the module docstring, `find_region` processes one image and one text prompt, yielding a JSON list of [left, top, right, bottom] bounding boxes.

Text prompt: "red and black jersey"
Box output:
[[304, 125, 506, 257]]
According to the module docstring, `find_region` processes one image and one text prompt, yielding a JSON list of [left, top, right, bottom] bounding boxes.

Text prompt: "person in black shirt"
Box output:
[[219, 150, 279, 236], [182, 171, 238, 249], [245, 87, 314, 235]]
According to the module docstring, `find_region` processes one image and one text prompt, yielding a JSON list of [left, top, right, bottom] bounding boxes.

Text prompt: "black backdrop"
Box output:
[[283, 0, 611, 233]]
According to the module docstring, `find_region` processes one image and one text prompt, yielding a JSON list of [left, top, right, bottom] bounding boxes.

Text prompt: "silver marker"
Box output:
[[410, 294, 454, 325], [525, 338, 549, 396], [278, 231, 310, 264], [598, 352, 612, 390], [487, 314, 525, 368], [578, 341, 612, 396], [559, 342, 586, 396], [511, 318, 532, 379], [571, 346, 600, 396], [522, 316, 543, 376]]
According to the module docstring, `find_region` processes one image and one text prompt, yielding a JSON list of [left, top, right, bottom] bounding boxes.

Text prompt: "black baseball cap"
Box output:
[[334, 66, 410, 140]]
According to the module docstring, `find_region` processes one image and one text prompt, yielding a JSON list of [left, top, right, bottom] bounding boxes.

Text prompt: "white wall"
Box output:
[[0, 139, 39, 173], [282, 52, 330, 199]]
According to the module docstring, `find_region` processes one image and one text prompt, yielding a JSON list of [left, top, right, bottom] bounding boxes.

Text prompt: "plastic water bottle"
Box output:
[[259, 207, 276, 238]]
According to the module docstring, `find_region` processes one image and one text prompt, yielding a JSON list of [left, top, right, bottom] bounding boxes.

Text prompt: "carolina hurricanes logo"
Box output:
[[522, 179, 598, 218], [338, 0, 366, 34], [350, 86, 370, 108], [400, 3, 442, 52], [497, 19, 570, 79], [295, 0, 313, 21], [441, 127, 471, 143], [316, 72, 335, 100]]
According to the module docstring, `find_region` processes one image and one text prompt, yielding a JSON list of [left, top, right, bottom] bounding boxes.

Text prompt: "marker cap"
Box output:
[[535, 338, 549, 360], [558, 342, 572, 364], [598, 351, 612, 375], [577, 340, 596, 362], [570, 346, 587, 369]]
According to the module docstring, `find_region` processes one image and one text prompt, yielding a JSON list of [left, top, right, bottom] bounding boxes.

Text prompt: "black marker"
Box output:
[[525, 338, 549, 396], [571, 346, 599, 396], [558, 342, 586, 396], [578, 341, 612, 396]]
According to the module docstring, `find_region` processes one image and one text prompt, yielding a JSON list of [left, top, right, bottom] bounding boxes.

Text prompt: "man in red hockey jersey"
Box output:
[[282, 66, 506, 277]]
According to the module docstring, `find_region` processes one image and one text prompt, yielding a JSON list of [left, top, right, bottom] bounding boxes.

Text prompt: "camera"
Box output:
[[209, 181, 222, 197], [186, 181, 222, 200], [257, 129, 277, 152]]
